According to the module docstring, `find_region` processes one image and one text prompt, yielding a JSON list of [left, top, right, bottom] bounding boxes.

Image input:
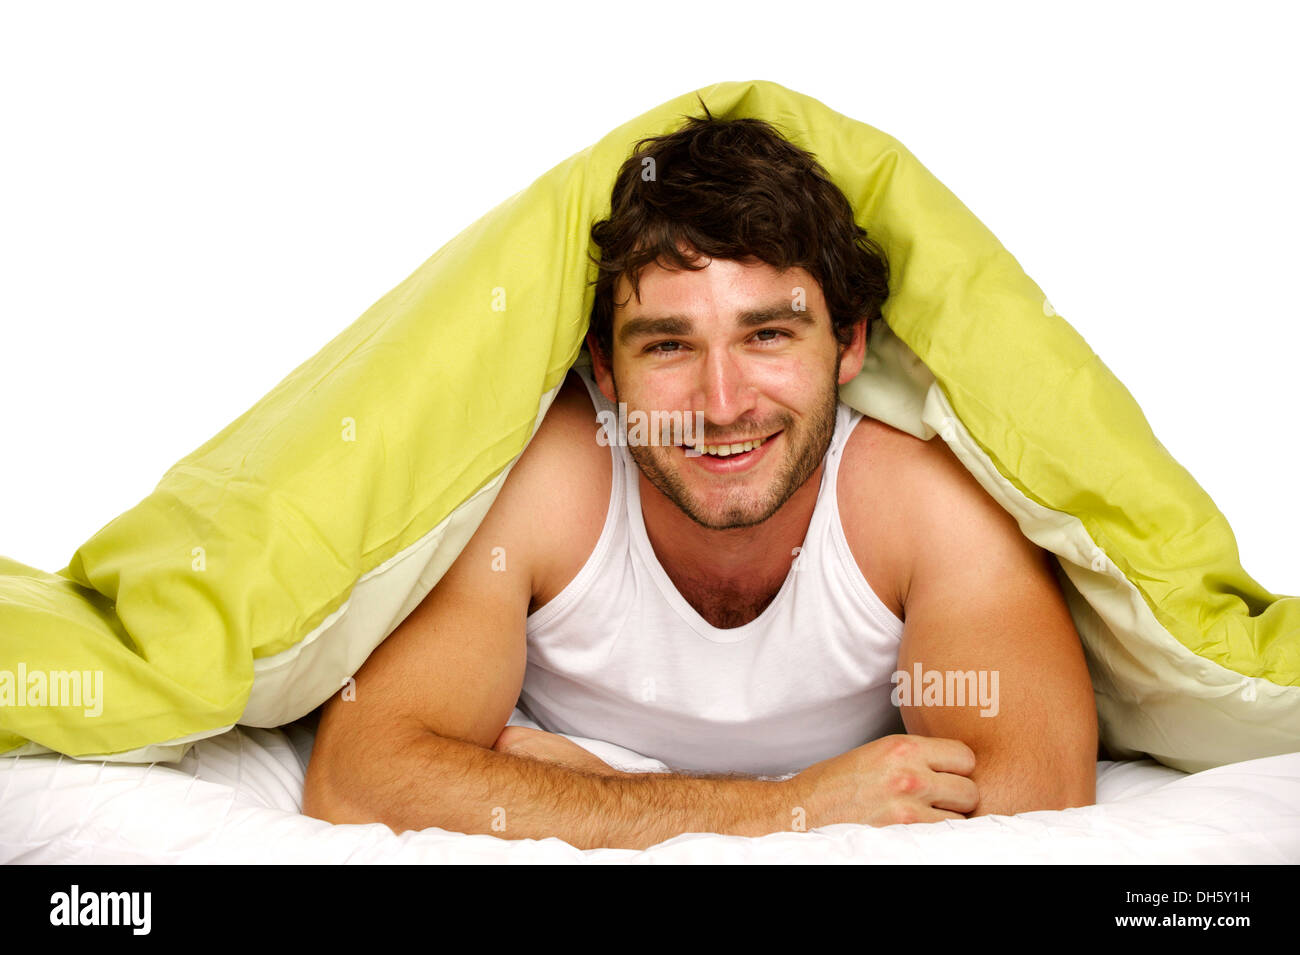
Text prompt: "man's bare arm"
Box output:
[[313, 722, 807, 850], [895, 439, 1099, 816], [303, 377, 978, 848]]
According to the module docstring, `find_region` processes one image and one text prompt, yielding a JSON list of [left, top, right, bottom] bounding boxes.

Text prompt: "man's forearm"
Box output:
[[306, 729, 801, 851]]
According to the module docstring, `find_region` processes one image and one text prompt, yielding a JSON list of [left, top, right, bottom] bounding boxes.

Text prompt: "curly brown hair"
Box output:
[[586, 99, 891, 362]]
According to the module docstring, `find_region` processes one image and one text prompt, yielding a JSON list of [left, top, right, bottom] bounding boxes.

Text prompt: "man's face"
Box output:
[[590, 253, 866, 531]]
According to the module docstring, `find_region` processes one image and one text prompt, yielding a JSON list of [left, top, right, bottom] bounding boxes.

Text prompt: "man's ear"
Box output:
[[585, 330, 618, 404], [836, 316, 870, 386]]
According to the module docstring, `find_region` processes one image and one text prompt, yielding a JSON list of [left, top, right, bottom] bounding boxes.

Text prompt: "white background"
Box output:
[[1, 1, 1296, 591]]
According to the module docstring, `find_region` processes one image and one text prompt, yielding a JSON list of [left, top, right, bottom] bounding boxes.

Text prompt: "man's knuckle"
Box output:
[[884, 735, 917, 759], [889, 770, 920, 795]]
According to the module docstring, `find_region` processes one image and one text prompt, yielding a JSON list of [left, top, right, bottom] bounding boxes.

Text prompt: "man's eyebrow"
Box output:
[[617, 303, 816, 347]]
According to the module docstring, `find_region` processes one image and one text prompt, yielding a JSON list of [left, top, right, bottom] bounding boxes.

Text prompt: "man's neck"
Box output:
[[637, 462, 826, 596]]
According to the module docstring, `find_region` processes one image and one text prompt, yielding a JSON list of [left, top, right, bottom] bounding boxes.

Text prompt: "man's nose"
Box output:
[[694, 346, 758, 428]]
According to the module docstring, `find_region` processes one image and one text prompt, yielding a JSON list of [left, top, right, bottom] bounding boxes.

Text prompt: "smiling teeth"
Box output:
[[694, 436, 768, 457]]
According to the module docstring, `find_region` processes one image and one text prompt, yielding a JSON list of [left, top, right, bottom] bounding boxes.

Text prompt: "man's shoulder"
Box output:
[[499, 368, 612, 610], [838, 411, 1048, 617], [836, 412, 1005, 618], [840, 411, 982, 493], [522, 368, 608, 456], [502, 368, 608, 485], [835, 414, 923, 620]]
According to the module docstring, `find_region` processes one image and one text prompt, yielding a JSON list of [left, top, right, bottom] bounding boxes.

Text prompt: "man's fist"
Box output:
[[786, 734, 979, 828]]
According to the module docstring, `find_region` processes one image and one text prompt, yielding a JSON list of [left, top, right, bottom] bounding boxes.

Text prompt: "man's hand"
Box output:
[[787, 734, 979, 827], [491, 725, 629, 777]]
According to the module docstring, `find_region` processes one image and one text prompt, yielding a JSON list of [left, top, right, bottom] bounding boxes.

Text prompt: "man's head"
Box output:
[[585, 107, 891, 531]]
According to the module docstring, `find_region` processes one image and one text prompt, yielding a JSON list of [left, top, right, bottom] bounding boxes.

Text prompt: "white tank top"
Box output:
[[519, 364, 906, 778]]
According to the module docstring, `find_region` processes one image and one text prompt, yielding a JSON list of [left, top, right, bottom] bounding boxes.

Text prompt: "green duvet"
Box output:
[[2, 80, 1297, 772]]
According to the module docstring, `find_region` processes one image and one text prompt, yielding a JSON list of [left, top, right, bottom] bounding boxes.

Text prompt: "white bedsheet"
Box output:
[[3, 711, 1298, 864]]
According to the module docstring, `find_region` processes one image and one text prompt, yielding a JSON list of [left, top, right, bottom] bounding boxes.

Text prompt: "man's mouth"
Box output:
[[685, 431, 781, 459]]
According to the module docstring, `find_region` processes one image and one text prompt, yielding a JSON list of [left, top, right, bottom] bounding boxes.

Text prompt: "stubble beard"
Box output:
[[615, 371, 841, 531]]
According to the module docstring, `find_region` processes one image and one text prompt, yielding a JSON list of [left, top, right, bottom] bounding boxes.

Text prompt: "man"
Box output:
[[302, 112, 1098, 850]]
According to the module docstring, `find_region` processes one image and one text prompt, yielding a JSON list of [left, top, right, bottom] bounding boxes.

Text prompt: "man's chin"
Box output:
[[631, 448, 786, 530], [670, 494, 784, 532], [687, 506, 781, 532], [671, 490, 778, 530]]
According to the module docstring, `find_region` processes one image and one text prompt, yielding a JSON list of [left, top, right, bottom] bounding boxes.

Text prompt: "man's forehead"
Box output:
[[614, 257, 824, 317]]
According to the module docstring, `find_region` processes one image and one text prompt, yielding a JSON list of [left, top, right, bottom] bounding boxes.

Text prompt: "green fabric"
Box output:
[[1, 79, 1296, 767]]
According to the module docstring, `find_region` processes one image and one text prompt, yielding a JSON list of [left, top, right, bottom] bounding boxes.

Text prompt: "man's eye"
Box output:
[[645, 332, 787, 353]]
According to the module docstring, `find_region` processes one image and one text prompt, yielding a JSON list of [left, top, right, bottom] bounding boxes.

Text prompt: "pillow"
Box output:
[[2, 79, 1296, 771]]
